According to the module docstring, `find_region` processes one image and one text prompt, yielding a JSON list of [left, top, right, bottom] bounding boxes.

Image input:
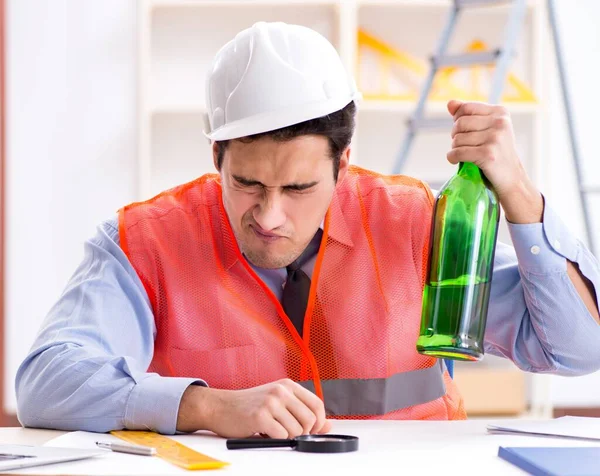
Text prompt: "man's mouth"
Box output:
[[251, 225, 285, 242]]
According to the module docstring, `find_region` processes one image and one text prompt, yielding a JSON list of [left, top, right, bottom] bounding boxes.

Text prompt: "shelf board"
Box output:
[[359, 100, 541, 114], [150, 0, 338, 8], [358, 0, 541, 8], [149, 0, 542, 7], [359, 0, 463, 6]]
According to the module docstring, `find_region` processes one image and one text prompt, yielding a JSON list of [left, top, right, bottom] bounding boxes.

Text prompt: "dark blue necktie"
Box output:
[[281, 232, 322, 337], [282, 257, 311, 337]]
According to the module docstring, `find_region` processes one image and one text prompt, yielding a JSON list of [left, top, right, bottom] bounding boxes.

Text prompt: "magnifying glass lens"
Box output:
[[297, 436, 348, 443]]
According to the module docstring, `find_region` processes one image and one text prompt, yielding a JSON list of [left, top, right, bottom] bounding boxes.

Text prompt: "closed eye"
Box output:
[[283, 182, 318, 193], [232, 175, 318, 193], [232, 175, 263, 190]]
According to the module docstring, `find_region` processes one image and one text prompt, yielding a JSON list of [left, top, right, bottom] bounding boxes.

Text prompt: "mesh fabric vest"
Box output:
[[119, 166, 466, 420]]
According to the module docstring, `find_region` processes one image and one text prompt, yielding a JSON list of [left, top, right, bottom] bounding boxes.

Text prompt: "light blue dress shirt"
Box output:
[[15, 199, 600, 435]]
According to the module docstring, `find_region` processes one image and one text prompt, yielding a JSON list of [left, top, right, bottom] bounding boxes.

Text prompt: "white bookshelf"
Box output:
[[138, 0, 552, 418]]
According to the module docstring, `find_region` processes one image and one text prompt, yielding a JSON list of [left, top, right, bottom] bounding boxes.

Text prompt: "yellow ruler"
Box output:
[[111, 430, 229, 471]]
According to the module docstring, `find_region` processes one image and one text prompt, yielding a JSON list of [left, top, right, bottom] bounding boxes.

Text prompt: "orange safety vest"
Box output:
[[119, 166, 466, 420]]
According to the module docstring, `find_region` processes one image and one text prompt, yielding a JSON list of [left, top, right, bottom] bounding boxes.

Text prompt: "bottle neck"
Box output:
[[458, 162, 483, 181]]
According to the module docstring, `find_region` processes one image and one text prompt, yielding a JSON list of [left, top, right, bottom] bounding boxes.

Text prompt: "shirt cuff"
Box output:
[[124, 376, 206, 435], [507, 196, 577, 274]]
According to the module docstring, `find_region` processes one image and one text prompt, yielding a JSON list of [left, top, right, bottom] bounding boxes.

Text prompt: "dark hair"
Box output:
[[215, 101, 356, 181]]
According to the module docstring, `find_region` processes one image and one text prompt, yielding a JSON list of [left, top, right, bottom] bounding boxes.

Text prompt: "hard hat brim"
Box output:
[[204, 93, 362, 142]]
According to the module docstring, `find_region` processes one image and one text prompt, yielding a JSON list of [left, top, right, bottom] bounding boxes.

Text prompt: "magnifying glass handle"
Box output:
[[226, 438, 294, 450]]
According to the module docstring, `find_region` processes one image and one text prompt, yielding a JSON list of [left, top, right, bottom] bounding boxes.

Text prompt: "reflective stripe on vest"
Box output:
[[299, 361, 446, 416]]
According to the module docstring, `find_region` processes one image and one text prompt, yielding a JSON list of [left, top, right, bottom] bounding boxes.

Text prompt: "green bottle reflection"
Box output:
[[417, 162, 500, 361]]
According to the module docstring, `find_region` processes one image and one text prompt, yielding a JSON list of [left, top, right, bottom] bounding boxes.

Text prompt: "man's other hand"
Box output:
[[176, 379, 332, 438]]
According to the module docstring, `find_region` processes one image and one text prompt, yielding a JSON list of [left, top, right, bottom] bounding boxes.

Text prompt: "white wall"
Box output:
[[545, 0, 600, 408], [5, 0, 137, 413]]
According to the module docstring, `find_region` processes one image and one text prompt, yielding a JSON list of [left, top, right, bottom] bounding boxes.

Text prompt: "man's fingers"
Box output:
[[316, 419, 333, 435], [287, 382, 328, 434], [447, 146, 476, 165], [447, 145, 494, 165], [272, 404, 305, 439], [260, 417, 290, 439], [452, 129, 493, 148], [447, 99, 463, 116], [284, 395, 318, 436], [451, 115, 496, 137], [451, 101, 499, 119]]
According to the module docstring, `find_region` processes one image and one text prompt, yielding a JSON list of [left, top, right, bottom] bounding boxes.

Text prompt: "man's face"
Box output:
[[215, 135, 349, 269]]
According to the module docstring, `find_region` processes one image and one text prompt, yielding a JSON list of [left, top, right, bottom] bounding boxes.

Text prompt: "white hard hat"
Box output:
[[204, 21, 361, 142]]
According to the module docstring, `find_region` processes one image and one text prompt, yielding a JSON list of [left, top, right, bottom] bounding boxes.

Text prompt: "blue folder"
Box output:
[[498, 447, 600, 476]]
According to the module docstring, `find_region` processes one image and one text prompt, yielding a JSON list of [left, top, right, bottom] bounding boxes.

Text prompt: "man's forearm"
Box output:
[[177, 385, 216, 433], [499, 176, 544, 225]]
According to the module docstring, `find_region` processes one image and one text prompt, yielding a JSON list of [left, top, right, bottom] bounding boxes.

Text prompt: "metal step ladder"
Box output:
[[394, 0, 528, 175], [546, 0, 597, 255], [395, 0, 597, 255]]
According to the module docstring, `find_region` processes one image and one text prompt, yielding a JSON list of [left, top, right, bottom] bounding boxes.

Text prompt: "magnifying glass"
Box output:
[[226, 434, 359, 453]]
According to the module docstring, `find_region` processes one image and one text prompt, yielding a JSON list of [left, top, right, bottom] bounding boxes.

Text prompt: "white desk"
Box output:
[[0, 420, 598, 475]]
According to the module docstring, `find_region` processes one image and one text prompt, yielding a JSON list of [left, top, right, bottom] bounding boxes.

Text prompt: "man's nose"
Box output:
[[253, 194, 286, 232]]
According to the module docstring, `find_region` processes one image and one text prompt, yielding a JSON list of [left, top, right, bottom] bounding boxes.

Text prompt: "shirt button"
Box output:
[[530, 245, 541, 255], [554, 240, 561, 250]]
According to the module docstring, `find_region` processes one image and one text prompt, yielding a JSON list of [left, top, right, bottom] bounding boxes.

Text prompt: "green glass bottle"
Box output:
[[416, 162, 500, 361]]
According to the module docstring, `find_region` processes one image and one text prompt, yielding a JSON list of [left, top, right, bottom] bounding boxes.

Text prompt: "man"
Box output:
[[16, 22, 600, 438]]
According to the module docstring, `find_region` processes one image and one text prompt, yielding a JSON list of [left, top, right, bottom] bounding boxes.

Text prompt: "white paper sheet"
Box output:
[[487, 416, 600, 441]]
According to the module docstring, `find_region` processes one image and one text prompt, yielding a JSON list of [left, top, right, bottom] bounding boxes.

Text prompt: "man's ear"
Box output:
[[336, 147, 351, 184], [212, 142, 220, 171]]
